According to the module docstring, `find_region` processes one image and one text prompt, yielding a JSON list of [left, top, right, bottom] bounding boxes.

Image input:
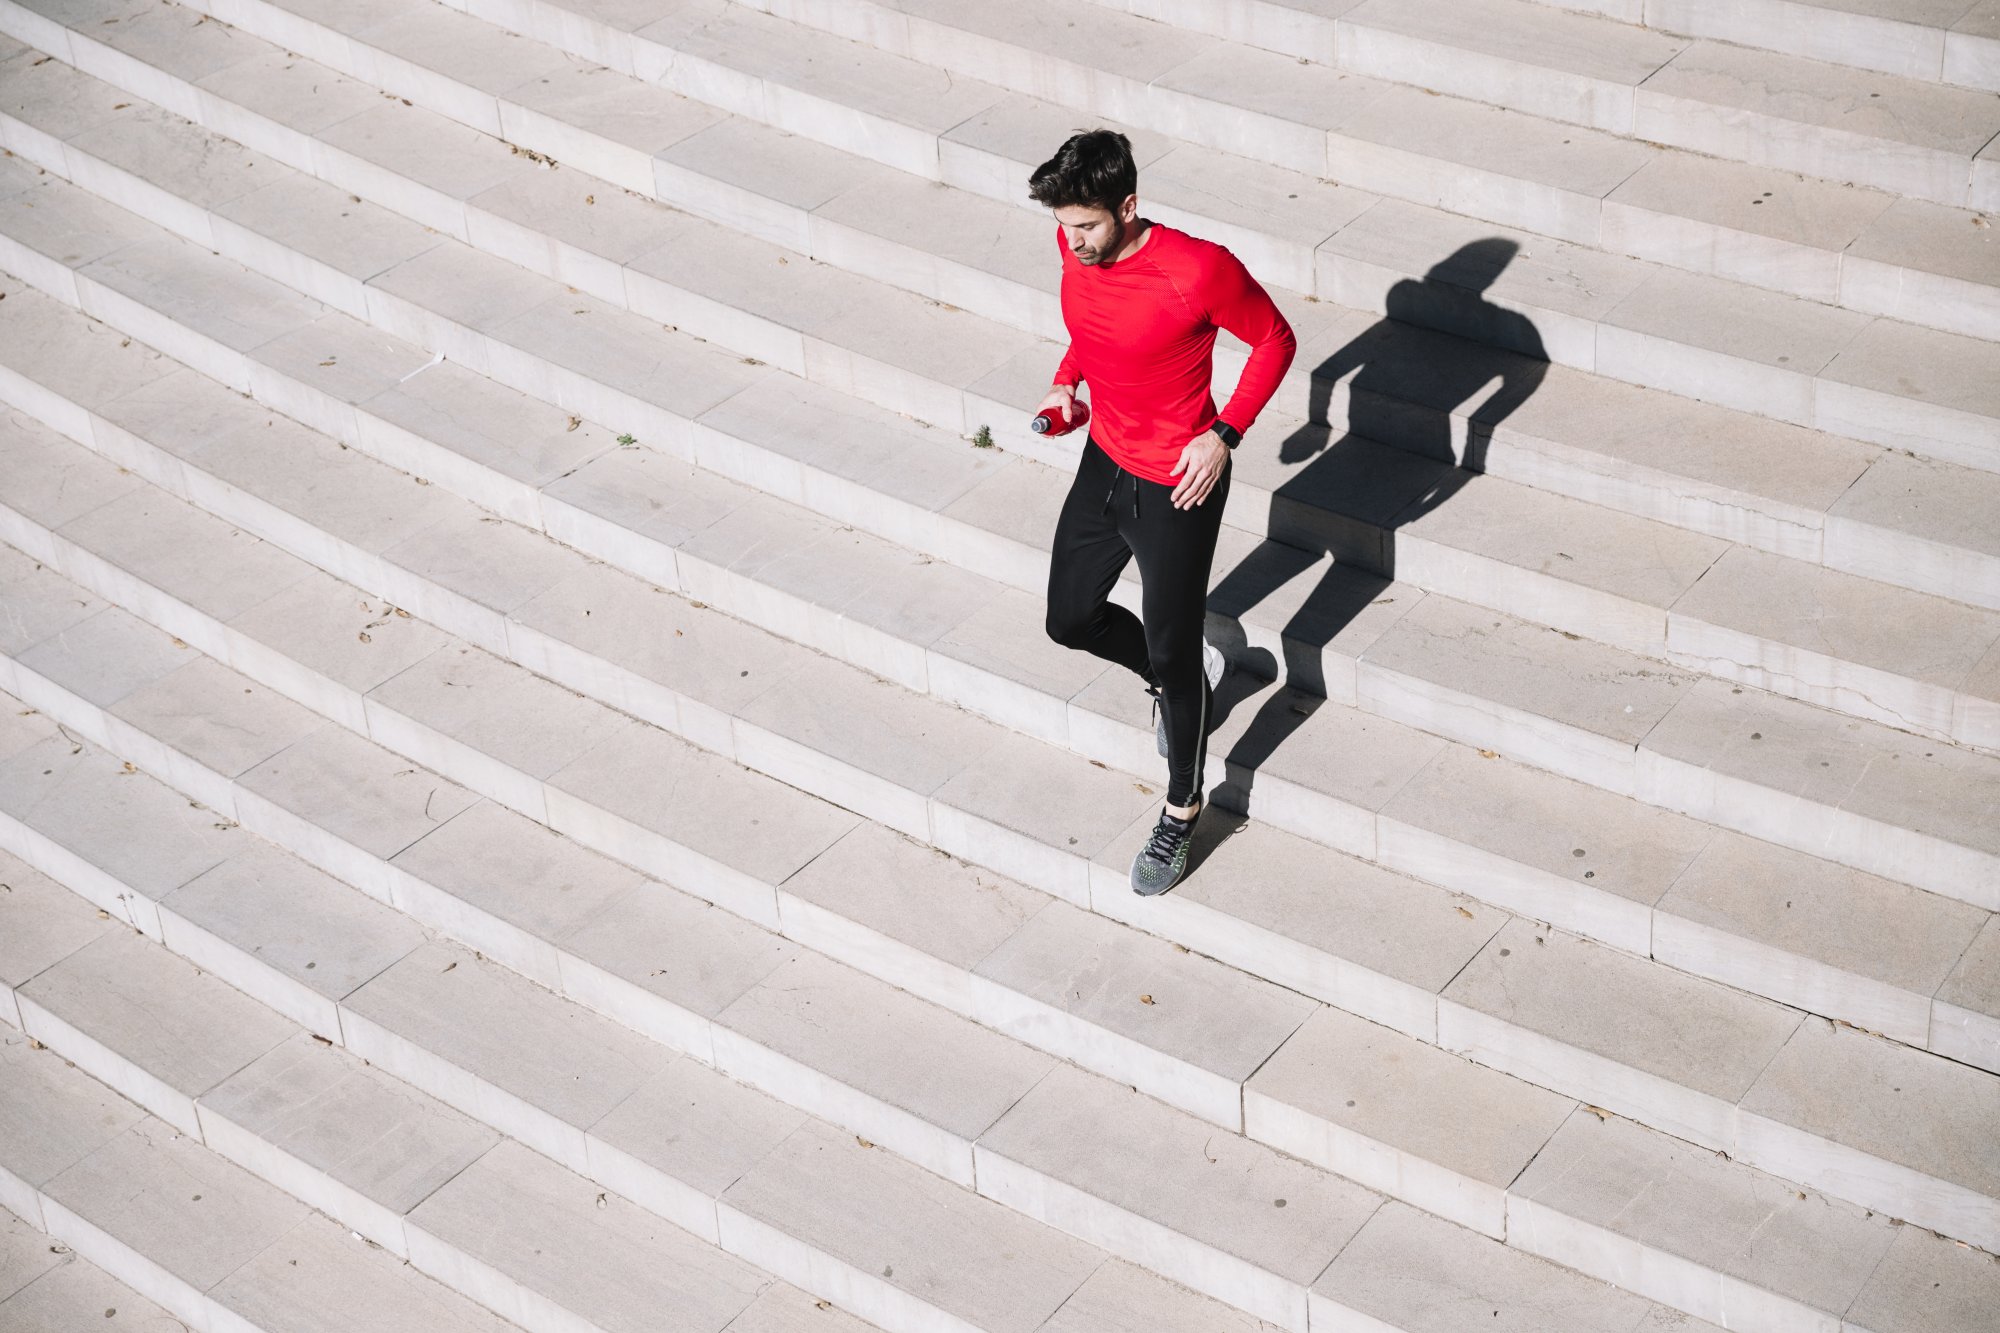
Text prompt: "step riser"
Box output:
[[18, 18, 2000, 637]]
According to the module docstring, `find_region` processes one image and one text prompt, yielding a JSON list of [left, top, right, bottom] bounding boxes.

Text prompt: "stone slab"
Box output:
[[716, 950, 1054, 1154], [1310, 1199, 1706, 1333], [14, 606, 191, 710], [107, 655, 324, 784], [237, 725, 481, 867], [19, 927, 296, 1133], [388, 797, 643, 987], [1639, 676, 2000, 907], [1247, 1004, 1572, 1205], [40, 1117, 308, 1303], [720, 1119, 1100, 1333], [341, 941, 671, 1168], [544, 714, 860, 892], [56, 485, 315, 627], [1740, 1016, 2000, 1216], [1656, 830, 1986, 1043], [1845, 1222, 2000, 1333], [585, 1054, 806, 1207], [0, 850, 118, 994], [210, 1209, 521, 1333], [978, 1062, 1376, 1329], [409, 1137, 768, 1333], [200, 1030, 499, 1222], [0, 546, 105, 661], [163, 839, 425, 1006], [1441, 918, 1801, 1146], [0, 1027, 146, 1196], [0, 733, 241, 910], [1510, 1108, 1896, 1326], [0, 1235, 179, 1331], [555, 877, 800, 1049], [973, 898, 1316, 1089]]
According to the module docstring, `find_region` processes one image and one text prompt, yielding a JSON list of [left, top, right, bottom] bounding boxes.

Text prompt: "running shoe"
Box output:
[[1130, 804, 1200, 896], [1153, 639, 1226, 758]]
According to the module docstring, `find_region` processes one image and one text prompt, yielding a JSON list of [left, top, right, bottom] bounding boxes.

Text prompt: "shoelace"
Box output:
[[1142, 814, 1190, 864]]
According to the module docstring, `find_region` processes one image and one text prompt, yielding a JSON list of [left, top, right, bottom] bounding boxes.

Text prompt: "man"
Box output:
[[1033, 130, 1297, 896]]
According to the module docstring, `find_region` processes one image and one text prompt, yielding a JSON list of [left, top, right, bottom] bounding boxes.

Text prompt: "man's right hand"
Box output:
[[1036, 384, 1076, 418]]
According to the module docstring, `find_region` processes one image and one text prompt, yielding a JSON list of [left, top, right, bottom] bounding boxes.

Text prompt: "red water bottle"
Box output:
[[1031, 398, 1090, 437]]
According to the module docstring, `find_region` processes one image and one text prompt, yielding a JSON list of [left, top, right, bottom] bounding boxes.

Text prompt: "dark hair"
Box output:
[[1028, 130, 1137, 215]]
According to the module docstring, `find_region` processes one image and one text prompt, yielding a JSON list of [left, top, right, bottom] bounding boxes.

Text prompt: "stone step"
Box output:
[[7, 381, 2000, 1271], [5, 95, 1998, 759], [3, 257, 1997, 1052], [0, 709, 1814, 1333], [2, 648, 1989, 1333], [27, 0, 2000, 425], [12, 10, 2000, 630]]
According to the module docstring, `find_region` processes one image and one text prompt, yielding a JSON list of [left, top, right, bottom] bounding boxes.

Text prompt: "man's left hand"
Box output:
[[1168, 430, 1231, 509]]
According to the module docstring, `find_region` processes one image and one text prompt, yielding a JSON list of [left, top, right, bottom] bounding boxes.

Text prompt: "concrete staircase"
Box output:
[[0, 0, 1997, 1330]]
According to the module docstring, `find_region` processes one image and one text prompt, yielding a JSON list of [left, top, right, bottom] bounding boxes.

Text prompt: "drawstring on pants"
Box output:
[[1100, 467, 1141, 519]]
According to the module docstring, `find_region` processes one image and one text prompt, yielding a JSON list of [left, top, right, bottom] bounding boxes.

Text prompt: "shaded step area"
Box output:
[[5, 342, 2000, 1282], [23, 0, 2000, 462], [4, 91, 1998, 766], [0, 254, 1995, 1074], [0, 660, 1987, 1333], [9, 11, 1999, 651], [0, 708, 1822, 1333]]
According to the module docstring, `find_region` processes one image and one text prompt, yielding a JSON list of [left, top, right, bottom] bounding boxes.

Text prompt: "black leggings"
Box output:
[[1046, 438, 1230, 808]]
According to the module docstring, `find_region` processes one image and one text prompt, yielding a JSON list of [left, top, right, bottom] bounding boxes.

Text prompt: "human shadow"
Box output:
[[1199, 238, 1548, 828]]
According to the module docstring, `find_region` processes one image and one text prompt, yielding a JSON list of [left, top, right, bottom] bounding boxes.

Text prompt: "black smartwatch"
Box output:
[[1211, 421, 1242, 449]]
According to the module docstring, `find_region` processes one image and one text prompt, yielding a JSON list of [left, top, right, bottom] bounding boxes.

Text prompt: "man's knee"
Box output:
[[1046, 603, 1095, 649], [1145, 627, 1204, 690]]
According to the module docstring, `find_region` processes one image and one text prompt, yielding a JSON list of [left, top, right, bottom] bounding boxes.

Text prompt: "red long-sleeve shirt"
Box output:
[[1052, 222, 1296, 486]]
